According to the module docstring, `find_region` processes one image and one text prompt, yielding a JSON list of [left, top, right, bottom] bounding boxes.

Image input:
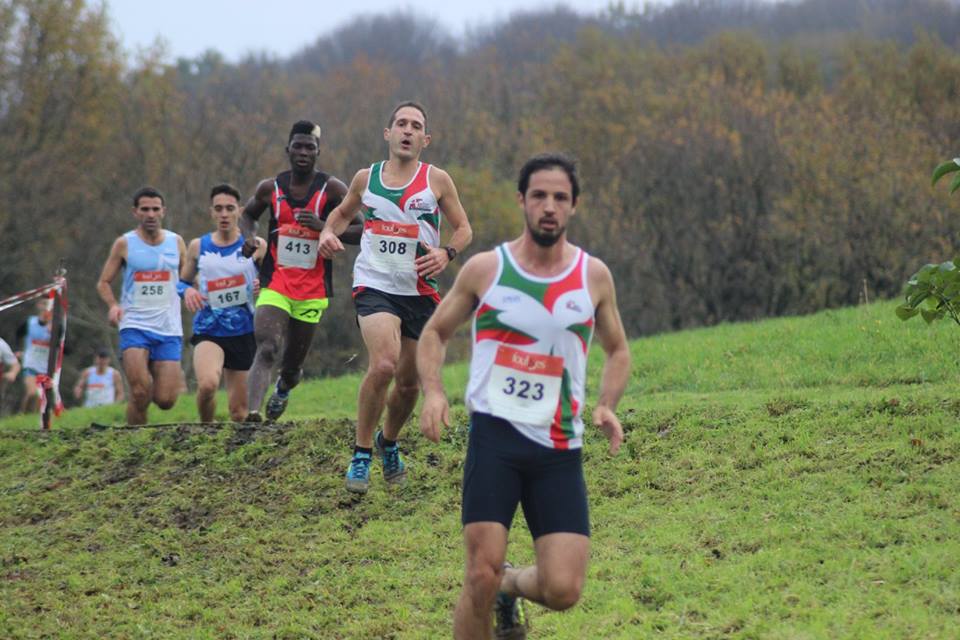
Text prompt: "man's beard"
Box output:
[[527, 219, 565, 247]]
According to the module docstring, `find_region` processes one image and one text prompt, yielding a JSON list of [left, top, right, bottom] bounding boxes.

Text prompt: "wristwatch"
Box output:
[[444, 245, 458, 261]]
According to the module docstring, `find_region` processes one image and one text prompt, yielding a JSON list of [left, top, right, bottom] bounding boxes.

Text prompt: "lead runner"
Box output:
[[417, 153, 631, 639]]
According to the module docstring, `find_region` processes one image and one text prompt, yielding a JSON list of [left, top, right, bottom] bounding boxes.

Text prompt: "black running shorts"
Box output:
[[353, 287, 438, 340], [190, 332, 256, 371], [461, 412, 590, 539]]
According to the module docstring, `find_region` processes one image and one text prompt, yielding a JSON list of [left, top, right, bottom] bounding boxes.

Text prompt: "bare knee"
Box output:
[[154, 395, 177, 410], [541, 579, 583, 611], [129, 384, 151, 407], [366, 358, 397, 386], [255, 336, 282, 366], [393, 377, 419, 402], [196, 377, 219, 398], [464, 559, 504, 604]]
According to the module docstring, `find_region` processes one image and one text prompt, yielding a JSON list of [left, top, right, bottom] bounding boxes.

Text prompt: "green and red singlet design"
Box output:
[[353, 161, 442, 302], [467, 243, 596, 450]]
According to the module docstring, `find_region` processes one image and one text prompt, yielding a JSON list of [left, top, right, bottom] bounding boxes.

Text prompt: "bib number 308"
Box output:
[[487, 345, 564, 427]]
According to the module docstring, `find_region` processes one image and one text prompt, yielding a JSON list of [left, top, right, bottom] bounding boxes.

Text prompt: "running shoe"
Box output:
[[375, 430, 407, 485], [494, 564, 528, 639], [265, 389, 289, 421], [345, 452, 372, 494], [243, 411, 263, 423]]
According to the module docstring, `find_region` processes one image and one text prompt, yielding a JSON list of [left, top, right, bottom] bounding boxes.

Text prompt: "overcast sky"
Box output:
[[106, 0, 656, 62]]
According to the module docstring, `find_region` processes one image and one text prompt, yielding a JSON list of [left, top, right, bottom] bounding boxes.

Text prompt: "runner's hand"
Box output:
[[593, 405, 624, 455], [108, 304, 123, 326], [241, 238, 259, 258], [420, 390, 450, 443], [318, 229, 344, 258], [294, 209, 324, 232], [4, 370, 17, 383], [183, 286, 205, 313], [415, 244, 449, 279]]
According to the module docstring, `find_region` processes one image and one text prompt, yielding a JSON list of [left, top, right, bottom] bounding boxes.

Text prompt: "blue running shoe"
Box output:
[[265, 386, 289, 422], [345, 452, 372, 494], [375, 430, 406, 485]]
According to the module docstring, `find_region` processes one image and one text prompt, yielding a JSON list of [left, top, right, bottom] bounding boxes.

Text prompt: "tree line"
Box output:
[[1, 0, 958, 403]]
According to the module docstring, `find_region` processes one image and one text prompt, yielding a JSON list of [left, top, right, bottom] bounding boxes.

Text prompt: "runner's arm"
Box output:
[[97, 236, 127, 325], [73, 368, 88, 400], [323, 178, 364, 245], [434, 167, 473, 255], [239, 179, 273, 256], [417, 252, 497, 443], [180, 238, 204, 313], [589, 258, 630, 454], [415, 168, 473, 279], [318, 169, 368, 257], [0, 340, 20, 383]]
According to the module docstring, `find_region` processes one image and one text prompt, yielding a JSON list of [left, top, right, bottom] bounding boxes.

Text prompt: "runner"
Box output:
[[96, 186, 186, 425], [318, 101, 473, 494], [417, 153, 631, 639], [181, 183, 265, 422], [17, 298, 52, 414], [73, 348, 124, 408], [239, 120, 362, 422]]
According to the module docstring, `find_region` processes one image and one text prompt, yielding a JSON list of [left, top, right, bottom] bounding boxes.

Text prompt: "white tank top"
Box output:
[[119, 230, 182, 336], [465, 243, 595, 450], [353, 161, 442, 298], [84, 366, 117, 407]]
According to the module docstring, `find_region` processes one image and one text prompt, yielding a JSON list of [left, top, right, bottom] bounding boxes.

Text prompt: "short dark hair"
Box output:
[[288, 120, 321, 143], [132, 186, 165, 207], [517, 153, 580, 205], [96, 347, 110, 358], [387, 101, 427, 128], [209, 183, 241, 202]]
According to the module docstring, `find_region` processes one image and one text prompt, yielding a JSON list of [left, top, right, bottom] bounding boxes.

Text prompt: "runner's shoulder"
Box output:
[[458, 250, 499, 287]]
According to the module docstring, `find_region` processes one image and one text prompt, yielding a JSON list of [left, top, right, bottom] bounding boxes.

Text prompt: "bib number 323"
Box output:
[[487, 345, 564, 427]]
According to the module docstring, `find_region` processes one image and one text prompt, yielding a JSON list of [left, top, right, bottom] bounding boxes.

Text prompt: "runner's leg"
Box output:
[[382, 336, 419, 441], [223, 368, 249, 422], [277, 317, 316, 392], [122, 348, 152, 425], [193, 340, 225, 422], [20, 374, 38, 414], [356, 313, 402, 448], [455, 522, 509, 640], [501, 533, 589, 611], [247, 305, 289, 414], [150, 360, 182, 410]]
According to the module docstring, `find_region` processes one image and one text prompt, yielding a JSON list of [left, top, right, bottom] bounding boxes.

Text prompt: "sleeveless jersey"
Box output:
[[84, 366, 118, 407], [259, 171, 334, 300], [465, 244, 596, 450], [120, 230, 182, 336], [192, 233, 258, 337], [353, 162, 442, 301], [22, 316, 51, 373]]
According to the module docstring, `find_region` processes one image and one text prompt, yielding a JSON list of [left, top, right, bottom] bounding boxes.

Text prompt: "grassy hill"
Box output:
[[1, 301, 958, 639]]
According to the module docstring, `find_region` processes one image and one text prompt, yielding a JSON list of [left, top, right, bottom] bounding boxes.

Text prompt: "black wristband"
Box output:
[[444, 245, 458, 261]]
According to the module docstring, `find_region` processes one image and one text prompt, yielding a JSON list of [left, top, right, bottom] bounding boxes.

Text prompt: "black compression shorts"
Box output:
[[190, 332, 256, 371], [461, 412, 590, 539], [353, 286, 438, 340]]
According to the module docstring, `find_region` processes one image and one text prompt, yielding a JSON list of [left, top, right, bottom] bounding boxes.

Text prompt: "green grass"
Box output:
[[1, 301, 958, 638]]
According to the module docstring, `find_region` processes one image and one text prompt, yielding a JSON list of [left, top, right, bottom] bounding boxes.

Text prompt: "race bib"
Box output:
[[133, 271, 172, 307], [86, 383, 112, 406], [367, 220, 419, 271], [207, 275, 248, 309], [278, 224, 318, 269], [487, 345, 564, 427]]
